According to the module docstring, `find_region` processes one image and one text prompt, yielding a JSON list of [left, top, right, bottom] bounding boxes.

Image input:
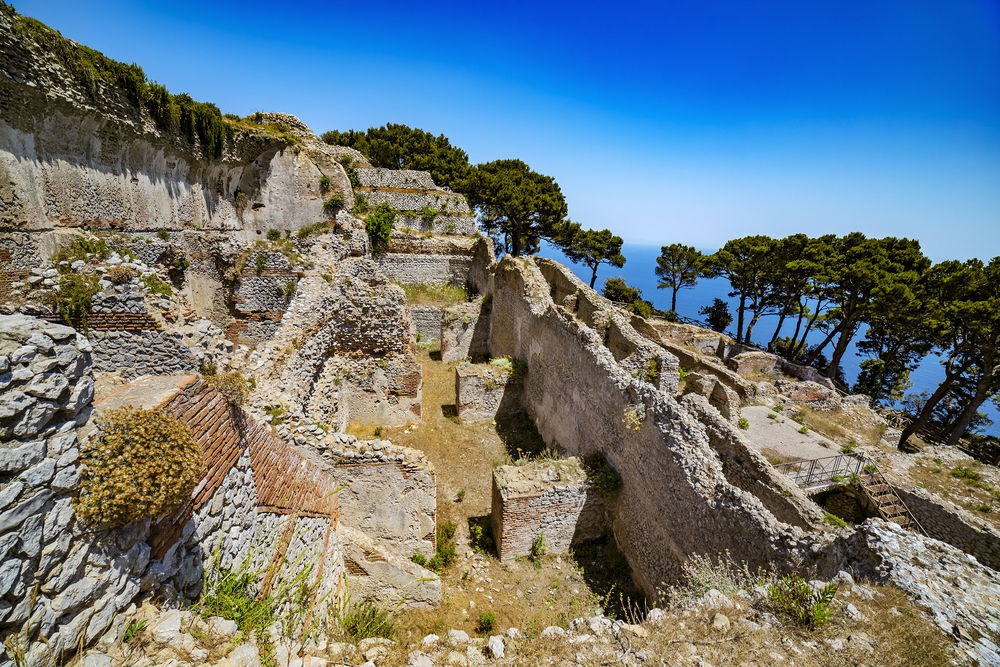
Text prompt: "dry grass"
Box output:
[[795, 405, 886, 448], [906, 457, 1000, 530], [398, 282, 470, 307], [760, 447, 801, 465]]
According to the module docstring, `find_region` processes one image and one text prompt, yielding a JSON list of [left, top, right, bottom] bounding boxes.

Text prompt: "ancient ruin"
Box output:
[[1, 5, 999, 666]]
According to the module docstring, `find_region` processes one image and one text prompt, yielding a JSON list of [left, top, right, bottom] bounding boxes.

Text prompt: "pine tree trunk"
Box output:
[[824, 319, 858, 378], [589, 264, 598, 288], [736, 294, 747, 343], [898, 357, 972, 450], [769, 308, 788, 347], [671, 288, 678, 313]]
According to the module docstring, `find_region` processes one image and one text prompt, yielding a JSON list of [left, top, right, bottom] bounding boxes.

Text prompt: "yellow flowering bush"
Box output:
[[75, 406, 202, 526], [205, 371, 252, 406]]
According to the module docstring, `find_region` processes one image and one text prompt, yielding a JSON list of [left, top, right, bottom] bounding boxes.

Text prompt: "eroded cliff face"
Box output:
[[0, 8, 362, 236]]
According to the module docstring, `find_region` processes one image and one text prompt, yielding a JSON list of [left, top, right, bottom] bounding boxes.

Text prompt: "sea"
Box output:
[[537, 242, 1000, 437]]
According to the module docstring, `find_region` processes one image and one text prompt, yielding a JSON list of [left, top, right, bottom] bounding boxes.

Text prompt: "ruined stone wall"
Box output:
[[315, 438, 437, 559], [440, 300, 491, 363], [375, 233, 479, 286], [455, 362, 523, 421], [895, 487, 1000, 571], [339, 524, 440, 608], [483, 257, 825, 593], [0, 316, 345, 664], [681, 394, 824, 529], [410, 305, 442, 341], [491, 459, 608, 561]]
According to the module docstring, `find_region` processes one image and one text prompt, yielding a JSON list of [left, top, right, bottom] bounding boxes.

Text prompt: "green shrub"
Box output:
[[53, 236, 109, 268], [45, 274, 100, 329], [121, 619, 148, 644], [75, 406, 202, 526], [582, 453, 623, 498], [352, 193, 370, 215], [799, 426, 810, 434], [156, 228, 170, 241], [823, 512, 847, 528], [418, 204, 438, 224], [323, 194, 345, 214], [951, 466, 983, 483], [476, 612, 496, 634], [530, 532, 547, 565], [141, 273, 172, 297], [840, 444, 855, 454], [198, 568, 275, 635], [364, 203, 396, 250], [768, 575, 837, 627], [319, 175, 332, 193], [425, 521, 458, 572], [456, 488, 466, 502], [106, 265, 135, 284], [410, 553, 427, 567], [266, 229, 281, 241], [255, 253, 267, 276], [340, 599, 395, 640], [737, 417, 750, 430]]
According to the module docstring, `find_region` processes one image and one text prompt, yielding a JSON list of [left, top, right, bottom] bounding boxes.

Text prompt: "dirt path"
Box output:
[[741, 405, 838, 463]]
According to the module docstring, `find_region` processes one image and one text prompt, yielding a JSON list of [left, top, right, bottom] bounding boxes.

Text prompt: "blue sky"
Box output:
[[14, 0, 1000, 261]]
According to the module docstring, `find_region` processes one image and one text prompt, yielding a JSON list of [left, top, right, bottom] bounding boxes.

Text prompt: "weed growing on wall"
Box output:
[[45, 273, 100, 330], [364, 203, 396, 251], [662, 551, 773, 609], [75, 406, 202, 526], [476, 612, 496, 634], [323, 195, 345, 215], [622, 404, 644, 431], [205, 372, 253, 406], [52, 236, 109, 267], [106, 265, 136, 284], [581, 453, 623, 498], [319, 175, 332, 193], [339, 598, 396, 640], [140, 273, 172, 297], [352, 194, 370, 215]]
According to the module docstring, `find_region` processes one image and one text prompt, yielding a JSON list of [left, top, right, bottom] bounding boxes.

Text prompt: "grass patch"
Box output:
[[399, 282, 471, 307]]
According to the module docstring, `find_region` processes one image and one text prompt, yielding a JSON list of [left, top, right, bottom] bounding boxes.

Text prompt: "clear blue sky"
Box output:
[[13, 0, 1000, 261]]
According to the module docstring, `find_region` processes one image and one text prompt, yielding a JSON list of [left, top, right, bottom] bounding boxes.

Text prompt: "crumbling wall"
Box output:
[[309, 435, 437, 560], [410, 306, 442, 341], [0, 316, 346, 665], [440, 299, 491, 363], [339, 524, 440, 608], [267, 258, 421, 427], [490, 459, 608, 561], [375, 233, 478, 286], [455, 361, 523, 421], [483, 257, 825, 593], [894, 487, 1000, 571]]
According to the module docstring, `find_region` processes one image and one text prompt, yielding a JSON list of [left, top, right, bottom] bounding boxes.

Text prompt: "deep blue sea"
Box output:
[[538, 242, 1000, 436]]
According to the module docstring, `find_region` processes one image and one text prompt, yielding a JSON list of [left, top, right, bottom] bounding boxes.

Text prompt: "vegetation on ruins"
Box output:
[[205, 371, 253, 406], [467, 159, 568, 257], [106, 265, 136, 284], [581, 453, 623, 498], [655, 243, 707, 312], [602, 277, 653, 318], [319, 174, 332, 193], [140, 272, 172, 297], [768, 576, 838, 628], [75, 406, 202, 526], [45, 274, 100, 330], [351, 193, 370, 215], [339, 598, 396, 640], [364, 203, 397, 250], [556, 222, 626, 288], [323, 194, 345, 214], [323, 124, 473, 192]]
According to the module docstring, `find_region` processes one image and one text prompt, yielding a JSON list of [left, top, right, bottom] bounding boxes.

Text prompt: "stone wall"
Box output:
[[266, 257, 422, 427], [482, 257, 826, 594], [410, 306, 442, 341], [339, 524, 440, 608], [0, 316, 347, 664], [440, 300, 491, 363], [312, 435, 437, 560], [895, 487, 1000, 571], [375, 234, 479, 286], [490, 459, 608, 561], [455, 362, 523, 421]]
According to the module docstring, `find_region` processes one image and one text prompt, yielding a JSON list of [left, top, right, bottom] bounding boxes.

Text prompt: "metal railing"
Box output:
[[773, 454, 866, 490]]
